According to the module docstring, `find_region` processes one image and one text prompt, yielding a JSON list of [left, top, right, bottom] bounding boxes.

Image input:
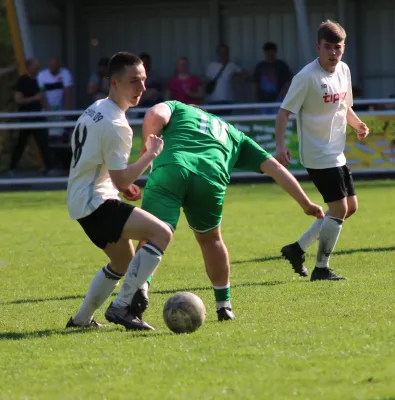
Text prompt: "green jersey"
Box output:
[[152, 101, 271, 189]]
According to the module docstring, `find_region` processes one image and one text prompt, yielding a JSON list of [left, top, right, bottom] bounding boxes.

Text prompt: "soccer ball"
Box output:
[[163, 292, 206, 334]]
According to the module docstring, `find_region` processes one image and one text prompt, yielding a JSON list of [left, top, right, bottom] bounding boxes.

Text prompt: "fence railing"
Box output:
[[0, 98, 395, 130]]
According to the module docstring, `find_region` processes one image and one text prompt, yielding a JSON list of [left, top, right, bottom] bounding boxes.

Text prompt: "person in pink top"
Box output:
[[167, 57, 204, 104]]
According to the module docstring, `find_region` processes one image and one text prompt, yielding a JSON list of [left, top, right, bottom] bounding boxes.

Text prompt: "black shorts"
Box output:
[[306, 164, 356, 203], [77, 200, 135, 249]]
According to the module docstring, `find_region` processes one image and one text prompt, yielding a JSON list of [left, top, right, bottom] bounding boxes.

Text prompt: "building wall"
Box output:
[[23, 0, 395, 106], [359, 0, 395, 98], [24, 0, 63, 67]]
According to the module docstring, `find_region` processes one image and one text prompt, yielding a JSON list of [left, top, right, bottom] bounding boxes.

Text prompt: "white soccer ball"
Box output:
[[163, 292, 206, 334]]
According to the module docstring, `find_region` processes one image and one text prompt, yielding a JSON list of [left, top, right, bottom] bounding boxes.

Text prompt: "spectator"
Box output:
[[37, 57, 73, 168], [9, 58, 53, 176], [204, 44, 247, 114], [38, 57, 73, 111], [87, 57, 110, 102], [138, 53, 164, 109], [253, 42, 293, 108], [166, 57, 204, 104]]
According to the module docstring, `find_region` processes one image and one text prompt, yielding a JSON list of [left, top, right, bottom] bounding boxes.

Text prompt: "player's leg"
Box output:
[[105, 206, 173, 330], [184, 174, 235, 321], [308, 167, 349, 281], [67, 199, 172, 330], [67, 238, 134, 327], [193, 227, 234, 321], [66, 200, 137, 328], [106, 166, 187, 329], [137, 164, 187, 287], [344, 165, 358, 219], [32, 128, 53, 171], [283, 166, 357, 274], [9, 130, 30, 172]]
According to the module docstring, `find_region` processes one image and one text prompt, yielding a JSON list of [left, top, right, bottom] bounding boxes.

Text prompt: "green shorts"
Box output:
[[142, 164, 225, 233]]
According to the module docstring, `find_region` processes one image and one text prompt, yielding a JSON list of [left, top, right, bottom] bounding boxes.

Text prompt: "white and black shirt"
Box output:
[[67, 99, 133, 220]]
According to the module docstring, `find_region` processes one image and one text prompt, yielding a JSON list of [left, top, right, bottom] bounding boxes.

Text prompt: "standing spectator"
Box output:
[[9, 58, 53, 175], [38, 56, 73, 112], [166, 57, 204, 104], [204, 44, 247, 114], [254, 42, 293, 110], [138, 53, 164, 109], [87, 57, 110, 102]]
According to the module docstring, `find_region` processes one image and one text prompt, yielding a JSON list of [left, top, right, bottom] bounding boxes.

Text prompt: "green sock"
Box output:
[[147, 274, 154, 286], [213, 284, 231, 310]]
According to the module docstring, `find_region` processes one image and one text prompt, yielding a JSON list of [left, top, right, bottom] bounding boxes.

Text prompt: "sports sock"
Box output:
[[146, 274, 154, 286], [297, 210, 328, 252], [114, 243, 163, 308], [73, 264, 123, 325], [214, 284, 231, 310], [316, 216, 343, 268]]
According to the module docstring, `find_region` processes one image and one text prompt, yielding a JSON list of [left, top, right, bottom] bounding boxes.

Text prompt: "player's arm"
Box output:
[[140, 103, 172, 156], [275, 108, 292, 166], [103, 124, 163, 192], [260, 158, 324, 218], [275, 72, 308, 167], [14, 91, 42, 105], [347, 107, 369, 140]]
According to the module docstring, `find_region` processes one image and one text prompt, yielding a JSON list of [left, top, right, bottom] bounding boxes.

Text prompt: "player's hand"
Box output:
[[123, 184, 141, 201], [145, 134, 164, 157], [357, 122, 369, 140], [276, 146, 291, 168], [303, 202, 325, 219]]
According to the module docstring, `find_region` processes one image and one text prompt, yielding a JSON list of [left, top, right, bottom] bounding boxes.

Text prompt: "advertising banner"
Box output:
[[233, 115, 395, 172]]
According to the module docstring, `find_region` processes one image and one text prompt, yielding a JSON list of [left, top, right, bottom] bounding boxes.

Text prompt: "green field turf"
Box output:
[[1, 181, 395, 400]]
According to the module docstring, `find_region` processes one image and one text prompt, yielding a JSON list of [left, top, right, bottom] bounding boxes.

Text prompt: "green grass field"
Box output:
[[1, 181, 395, 400]]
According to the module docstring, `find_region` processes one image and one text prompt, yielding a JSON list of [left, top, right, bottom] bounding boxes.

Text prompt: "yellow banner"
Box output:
[[345, 115, 395, 170]]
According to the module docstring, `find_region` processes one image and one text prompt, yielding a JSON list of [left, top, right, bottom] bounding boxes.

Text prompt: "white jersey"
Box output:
[[67, 99, 132, 220], [281, 59, 353, 169]]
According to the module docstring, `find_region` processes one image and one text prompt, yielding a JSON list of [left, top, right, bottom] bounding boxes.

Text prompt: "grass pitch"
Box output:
[[0, 180, 395, 400]]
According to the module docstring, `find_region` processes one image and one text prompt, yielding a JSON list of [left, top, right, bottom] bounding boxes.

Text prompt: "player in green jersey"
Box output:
[[134, 100, 324, 322]]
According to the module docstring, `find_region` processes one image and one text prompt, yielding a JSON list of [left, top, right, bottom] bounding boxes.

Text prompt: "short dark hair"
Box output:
[[263, 42, 277, 52], [318, 20, 346, 44], [139, 53, 151, 61], [108, 52, 142, 78]]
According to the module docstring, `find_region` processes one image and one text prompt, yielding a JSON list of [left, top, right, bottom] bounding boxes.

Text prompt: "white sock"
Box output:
[[316, 216, 343, 268], [216, 300, 232, 310], [73, 264, 123, 325], [297, 210, 328, 252], [114, 243, 163, 308]]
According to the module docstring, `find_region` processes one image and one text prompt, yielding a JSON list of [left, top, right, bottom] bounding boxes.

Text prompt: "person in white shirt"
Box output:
[[66, 52, 172, 330], [37, 57, 73, 111], [205, 44, 247, 114], [275, 20, 369, 281]]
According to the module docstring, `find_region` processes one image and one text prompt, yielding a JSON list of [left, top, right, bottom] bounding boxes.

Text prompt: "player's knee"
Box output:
[[328, 203, 347, 219], [346, 204, 357, 219], [195, 227, 221, 245], [151, 223, 173, 251]]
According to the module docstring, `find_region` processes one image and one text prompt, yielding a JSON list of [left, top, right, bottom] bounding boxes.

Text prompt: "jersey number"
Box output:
[[198, 112, 228, 144], [72, 123, 88, 168]]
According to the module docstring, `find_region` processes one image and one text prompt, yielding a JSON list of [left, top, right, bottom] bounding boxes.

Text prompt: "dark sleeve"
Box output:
[[281, 61, 293, 81], [14, 76, 25, 92], [253, 63, 262, 83]]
